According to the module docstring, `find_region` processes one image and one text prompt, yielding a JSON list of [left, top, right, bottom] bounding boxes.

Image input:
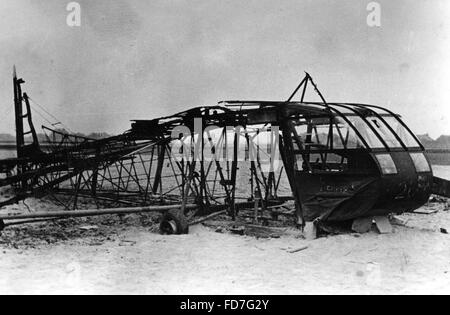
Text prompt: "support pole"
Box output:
[[0, 204, 197, 221], [152, 144, 166, 194], [13, 66, 25, 158]]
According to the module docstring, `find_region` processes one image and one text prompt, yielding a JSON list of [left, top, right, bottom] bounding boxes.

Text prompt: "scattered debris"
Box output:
[[244, 224, 286, 239], [390, 215, 409, 227], [119, 240, 137, 246], [229, 226, 245, 236], [303, 221, 318, 240], [428, 195, 448, 203], [432, 177, 450, 198], [352, 217, 373, 234], [350, 216, 394, 234], [214, 227, 224, 233], [89, 241, 105, 246], [414, 209, 439, 215], [79, 225, 99, 231], [287, 246, 309, 253], [189, 210, 227, 226], [0, 214, 150, 249], [374, 216, 393, 234], [318, 220, 353, 235]]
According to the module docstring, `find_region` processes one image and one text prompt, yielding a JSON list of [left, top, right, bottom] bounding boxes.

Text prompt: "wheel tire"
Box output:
[[0, 219, 5, 233], [160, 209, 189, 235]]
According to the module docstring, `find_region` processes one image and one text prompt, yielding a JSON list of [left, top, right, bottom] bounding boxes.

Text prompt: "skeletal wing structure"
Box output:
[[0, 69, 448, 234]]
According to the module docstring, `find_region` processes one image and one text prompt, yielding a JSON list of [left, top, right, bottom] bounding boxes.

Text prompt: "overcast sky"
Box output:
[[0, 0, 449, 138]]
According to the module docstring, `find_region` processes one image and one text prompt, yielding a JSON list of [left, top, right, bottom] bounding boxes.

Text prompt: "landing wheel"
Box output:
[[160, 209, 189, 235], [0, 219, 5, 234]]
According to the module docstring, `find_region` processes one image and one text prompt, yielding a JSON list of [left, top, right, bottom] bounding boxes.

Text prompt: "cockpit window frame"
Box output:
[[287, 103, 424, 153]]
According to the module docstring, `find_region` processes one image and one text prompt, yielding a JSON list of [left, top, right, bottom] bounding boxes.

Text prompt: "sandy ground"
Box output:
[[0, 199, 450, 295]]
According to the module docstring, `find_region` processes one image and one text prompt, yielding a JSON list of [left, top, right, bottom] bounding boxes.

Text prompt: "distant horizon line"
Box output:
[[0, 131, 450, 141]]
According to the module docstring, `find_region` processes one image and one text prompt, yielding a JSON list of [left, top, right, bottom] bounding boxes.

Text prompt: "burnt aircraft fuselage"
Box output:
[[223, 100, 433, 222], [0, 71, 434, 230], [285, 103, 432, 222]]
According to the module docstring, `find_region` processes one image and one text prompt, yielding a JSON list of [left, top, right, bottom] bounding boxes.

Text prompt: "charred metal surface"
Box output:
[[433, 176, 450, 198], [0, 70, 436, 232]]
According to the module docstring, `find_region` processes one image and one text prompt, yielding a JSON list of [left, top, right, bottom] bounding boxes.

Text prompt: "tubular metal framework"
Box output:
[[0, 70, 439, 233]]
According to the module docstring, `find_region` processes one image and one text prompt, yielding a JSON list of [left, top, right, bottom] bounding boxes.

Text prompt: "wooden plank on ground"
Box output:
[[413, 208, 439, 215], [433, 176, 450, 198], [374, 216, 393, 234], [244, 224, 287, 238]]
